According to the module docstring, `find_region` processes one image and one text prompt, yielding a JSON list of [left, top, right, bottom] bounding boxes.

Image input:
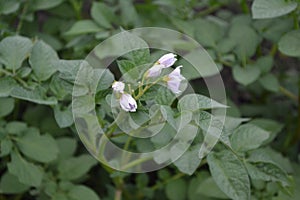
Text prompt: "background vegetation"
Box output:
[[0, 0, 299, 200]]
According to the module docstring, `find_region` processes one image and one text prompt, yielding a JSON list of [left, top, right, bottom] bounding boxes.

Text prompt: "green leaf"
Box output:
[[173, 146, 201, 175], [245, 161, 289, 186], [0, 97, 14, 117], [230, 124, 270, 152], [197, 177, 229, 199], [56, 137, 77, 159], [0, 172, 30, 194], [250, 119, 283, 144], [207, 150, 250, 200], [54, 106, 73, 128], [117, 60, 139, 81], [233, 65, 261, 86], [229, 24, 260, 61], [68, 185, 100, 200], [29, 40, 59, 81], [64, 20, 102, 36], [165, 178, 187, 200], [0, 77, 17, 97], [10, 86, 57, 105], [194, 19, 223, 48], [256, 56, 274, 74], [259, 74, 280, 92], [119, 0, 138, 26], [50, 74, 73, 100], [97, 69, 114, 91], [0, 139, 13, 157], [6, 121, 27, 135], [278, 30, 300, 57], [30, 0, 63, 10], [252, 0, 298, 19], [0, 0, 20, 15], [178, 94, 227, 112], [58, 155, 97, 181], [91, 2, 114, 29], [7, 152, 43, 187], [0, 36, 32, 71], [17, 131, 59, 163]]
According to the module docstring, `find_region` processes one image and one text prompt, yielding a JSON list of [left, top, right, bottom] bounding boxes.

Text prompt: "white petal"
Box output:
[[112, 81, 125, 93]]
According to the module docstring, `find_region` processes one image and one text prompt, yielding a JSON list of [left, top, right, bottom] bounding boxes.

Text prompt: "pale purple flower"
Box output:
[[112, 81, 125, 93], [146, 64, 163, 78], [120, 93, 137, 112], [157, 53, 177, 68], [166, 66, 185, 94]]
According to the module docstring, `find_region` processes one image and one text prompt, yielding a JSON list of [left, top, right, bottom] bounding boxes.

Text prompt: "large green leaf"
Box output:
[[0, 36, 32, 71], [0, 0, 20, 15], [178, 94, 227, 112], [207, 150, 250, 200], [252, 0, 298, 19], [58, 155, 97, 181], [197, 177, 229, 199], [29, 40, 59, 81], [68, 185, 100, 200], [230, 124, 270, 152], [17, 131, 59, 163], [278, 30, 300, 57], [7, 152, 43, 187], [0, 172, 30, 194], [30, 0, 63, 10], [10, 86, 57, 105], [165, 178, 187, 200]]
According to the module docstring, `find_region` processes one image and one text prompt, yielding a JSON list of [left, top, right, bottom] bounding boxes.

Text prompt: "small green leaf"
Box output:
[[278, 30, 300, 57], [194, 19, 223, 48], [230, 124, 270, 152], [256, 56, 274, 74], [252, 0, 298, 19], [7, 152, 43, 187], [54, 105, 73, 128], [17, 131, 59, 163], [173, 146, 201, 175], [0, 172, 30, 194], [56, 137, 77, 160], [0, 139, 13, 157], [0, 77, 17, 97], [245, 161, 289, 186], [58, 155, 97, 181], [0, 97, 14, 117], [64, 20, 102, 36], [10, 86, 57, 105], [207, 150, 250, 200], [178, 94, 227, 112], [165, 178, 187, 200], [0, 36, 32, 71], [119, 0, 138, 26], [229, 24, 260, 61], [6, 121, 27, 135], [233, 65, 261, 86], [68, 185, 100, 200], [117, 60, 139, 81], [30, 0, 63, 10], [259, 74, 280, 92], [29, 40, 59, 81], [91, 2, 114, 29]]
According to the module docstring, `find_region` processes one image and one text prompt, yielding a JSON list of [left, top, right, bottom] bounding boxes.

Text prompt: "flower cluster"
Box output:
[[112, 53, 185, 112]]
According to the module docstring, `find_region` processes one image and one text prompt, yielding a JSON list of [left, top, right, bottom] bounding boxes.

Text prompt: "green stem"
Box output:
[[279, 86, 298, 102], [151, 173, 185, 190], [269, 44, 277, 57], [16, 0, 29, 34], [240, 0, 249, 13], [293, 11, 299, 30], [121, 156, 152, 171]]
